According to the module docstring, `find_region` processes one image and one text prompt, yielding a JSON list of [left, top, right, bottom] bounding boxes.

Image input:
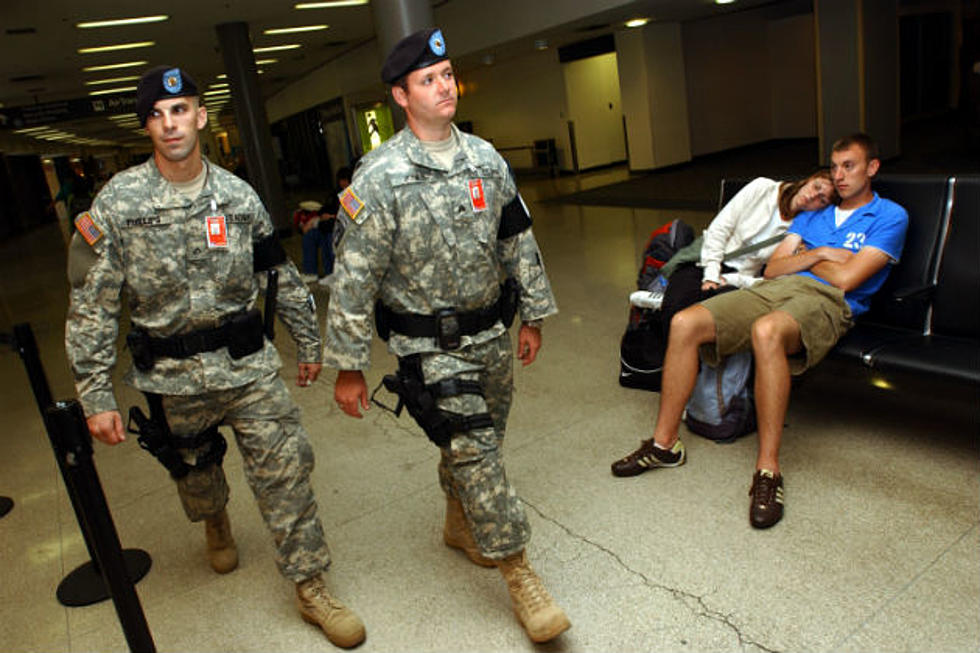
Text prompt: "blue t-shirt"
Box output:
[[787, 192, 908, 315]]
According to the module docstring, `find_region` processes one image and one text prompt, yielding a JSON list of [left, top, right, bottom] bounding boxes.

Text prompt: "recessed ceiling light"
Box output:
[[203, 89, 231, 96], [255, 59, 279, 65], [625, 18, 649, 28], [84, 76, 140, 86], [715, 0, 736, 4], [295, 1, 368, 8], [88, 86, 138, 96], [82, 60, 147, 72], [253, 44, 301, 53], [263, 25, 329, 35], [76, 15, 168, 29], [78, 41, 155, 54]]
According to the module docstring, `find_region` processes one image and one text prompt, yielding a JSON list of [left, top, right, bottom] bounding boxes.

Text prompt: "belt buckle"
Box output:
[[435, 307, 461, 350], [180, 331, 208, 357]]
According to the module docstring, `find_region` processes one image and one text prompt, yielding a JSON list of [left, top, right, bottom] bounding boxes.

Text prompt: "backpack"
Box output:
[[684, 350, 757, 443], [618, 307, 665, 391], [619, 219, 695, 391], [637, 219, 695, 291]]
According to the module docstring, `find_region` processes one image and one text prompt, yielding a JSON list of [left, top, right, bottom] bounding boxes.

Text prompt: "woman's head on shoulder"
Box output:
[[779, 169, 838, 219]]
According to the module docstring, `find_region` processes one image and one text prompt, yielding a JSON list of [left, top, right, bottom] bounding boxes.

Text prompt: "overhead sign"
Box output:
[[0, 94, 137, 130]]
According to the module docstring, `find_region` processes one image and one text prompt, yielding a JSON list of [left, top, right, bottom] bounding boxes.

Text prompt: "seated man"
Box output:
[[610, 133, 908, 529]]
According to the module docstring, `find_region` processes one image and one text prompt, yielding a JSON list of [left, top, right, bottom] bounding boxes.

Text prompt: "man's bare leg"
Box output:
[[611, 305, 717, 477], [747, 310, 803, 528], [652, 305, 718, 447], [749, 311, 803, 474]]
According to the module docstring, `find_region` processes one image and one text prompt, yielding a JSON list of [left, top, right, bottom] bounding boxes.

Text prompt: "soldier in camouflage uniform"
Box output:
[[324, 29, 570, 643], [64, 66, 365, 649]]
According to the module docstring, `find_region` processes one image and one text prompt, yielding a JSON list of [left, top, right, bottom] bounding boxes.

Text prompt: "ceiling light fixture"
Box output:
[[252, 44, 301, 53], [82, 60, 148, 72], [84, 75, 140, 86], [78, 41, 155, 54], [263, 25, 328, 35], [625, 18, 649, 28], [255, 59, 279, 65], [88, 86, 138, 96], [295, 1, 368, 8], [76, 15, 168, 29], [715, 0, 736, 4]]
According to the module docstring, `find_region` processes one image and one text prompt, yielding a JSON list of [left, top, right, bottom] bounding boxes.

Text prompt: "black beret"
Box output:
[[135, 66, 199, 127], [381, 28, 449, 84]]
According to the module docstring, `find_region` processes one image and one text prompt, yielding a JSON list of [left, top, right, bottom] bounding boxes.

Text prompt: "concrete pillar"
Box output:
[[215, 22, 289, 232], [371, 0, 435, 67], [615, 23, 691, 171], [815, 0, 900, 162], [370, 0, 435, 130]]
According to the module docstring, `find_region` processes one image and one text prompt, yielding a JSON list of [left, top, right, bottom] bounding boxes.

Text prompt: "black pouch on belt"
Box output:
[[226, 308, 265, 359], [126, 329, 155, 372]]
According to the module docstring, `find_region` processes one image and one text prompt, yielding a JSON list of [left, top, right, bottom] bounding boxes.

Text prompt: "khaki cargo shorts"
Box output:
[[699, 275, 853, 375]]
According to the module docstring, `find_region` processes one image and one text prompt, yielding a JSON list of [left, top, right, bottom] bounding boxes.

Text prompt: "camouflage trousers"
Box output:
[[420, 332, 530, 559], [159, 370, 330, 582]]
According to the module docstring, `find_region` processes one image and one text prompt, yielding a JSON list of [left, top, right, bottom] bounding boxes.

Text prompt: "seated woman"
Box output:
[[659, 170, 837, 334]]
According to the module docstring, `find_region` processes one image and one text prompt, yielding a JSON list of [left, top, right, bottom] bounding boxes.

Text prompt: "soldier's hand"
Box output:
[[517, 323, 542, 367], [335, 369, 369, 418], [87, 410, 125, 445], [298, 362, 322, 386]]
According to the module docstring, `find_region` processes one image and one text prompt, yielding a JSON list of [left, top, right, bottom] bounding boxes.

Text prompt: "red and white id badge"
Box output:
[[468, 179, 487, 212], [205, 215, 228, 248]]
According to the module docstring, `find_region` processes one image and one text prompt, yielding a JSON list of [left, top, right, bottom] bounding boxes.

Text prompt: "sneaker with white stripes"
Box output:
[[749, 469, 784, 529]]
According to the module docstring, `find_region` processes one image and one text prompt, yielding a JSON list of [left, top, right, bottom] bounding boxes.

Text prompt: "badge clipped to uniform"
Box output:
[[468, 179, 487, 212], [205, 215, 228, 249]]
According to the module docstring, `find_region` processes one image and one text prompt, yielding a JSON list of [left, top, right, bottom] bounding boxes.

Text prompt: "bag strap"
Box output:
[[722, 234, 785, 261]]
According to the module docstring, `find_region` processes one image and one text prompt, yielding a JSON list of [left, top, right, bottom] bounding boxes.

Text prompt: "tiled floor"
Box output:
[[1, 167, 977, 652]]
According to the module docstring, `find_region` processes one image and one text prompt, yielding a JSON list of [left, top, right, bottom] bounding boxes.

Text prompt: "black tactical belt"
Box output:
[[384, 295, 503, 339], [147, 309, 261, 359]]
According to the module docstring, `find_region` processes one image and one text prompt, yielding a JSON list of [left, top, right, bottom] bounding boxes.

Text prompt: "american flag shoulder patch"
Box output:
[[339, 187, 365, 221], [74, 212, 104, 246]]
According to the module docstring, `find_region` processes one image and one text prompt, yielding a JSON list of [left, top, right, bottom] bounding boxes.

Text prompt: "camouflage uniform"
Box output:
[[65, 157, 330, 582], [324, 124, 557, 559]]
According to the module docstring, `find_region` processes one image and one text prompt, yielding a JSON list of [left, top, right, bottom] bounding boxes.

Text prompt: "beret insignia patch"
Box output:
[[163, 68, 182, 94]]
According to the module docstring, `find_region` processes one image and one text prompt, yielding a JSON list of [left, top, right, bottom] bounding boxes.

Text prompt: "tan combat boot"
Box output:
[[443, 496, 497, 568], [296, 575, 366, 648], [204, 509, 238, 574], [497, 550, 571, 643]]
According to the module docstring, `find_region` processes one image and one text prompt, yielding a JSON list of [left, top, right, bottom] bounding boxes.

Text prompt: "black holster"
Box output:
[[499, 277, 519, 328], [380, 355, 493, 448], [128, 394, 227, 480], [226, 309, 264, 359]]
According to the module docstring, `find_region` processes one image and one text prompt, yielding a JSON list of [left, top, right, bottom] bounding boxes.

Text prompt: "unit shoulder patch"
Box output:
[[74, 212, 104, 246], [339, 187, 366, 223]]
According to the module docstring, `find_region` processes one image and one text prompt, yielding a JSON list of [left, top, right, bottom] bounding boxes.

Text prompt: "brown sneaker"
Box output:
[[204, 509, 238, 574], [611, 439, 685, 477], [443, 496, 497, 568], [296, 576, 366, 648], [749, 469, 784, 529], [497, 551, 571, 643]]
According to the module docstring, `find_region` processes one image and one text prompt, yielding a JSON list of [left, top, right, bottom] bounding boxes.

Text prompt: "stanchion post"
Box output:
[[46, 401, 156, 653]]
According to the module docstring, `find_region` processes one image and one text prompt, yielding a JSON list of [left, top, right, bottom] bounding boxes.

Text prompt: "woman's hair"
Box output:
[[777, 169, 837, 219]]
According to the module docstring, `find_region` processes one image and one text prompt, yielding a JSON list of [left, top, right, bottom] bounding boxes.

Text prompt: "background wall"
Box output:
[[562, 52, 627, 170], [454, 49, 571, 170]]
